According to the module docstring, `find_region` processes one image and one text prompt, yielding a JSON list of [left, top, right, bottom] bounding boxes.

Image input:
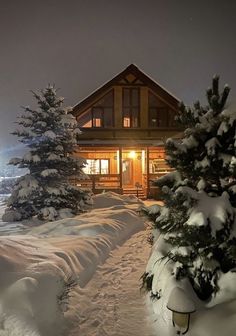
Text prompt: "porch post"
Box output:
[[146, 147, 150, 198], [119, 146, 123, 192]]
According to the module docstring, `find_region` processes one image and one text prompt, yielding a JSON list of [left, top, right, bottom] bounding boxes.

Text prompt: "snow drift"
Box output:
[[0, 192, 145, 336]]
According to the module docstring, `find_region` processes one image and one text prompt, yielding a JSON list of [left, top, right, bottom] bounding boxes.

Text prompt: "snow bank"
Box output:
[[29, 206, 145, 287], [0, 192, 145, 335], [92, 191, 143, 209], [0, 236, 69, 336]]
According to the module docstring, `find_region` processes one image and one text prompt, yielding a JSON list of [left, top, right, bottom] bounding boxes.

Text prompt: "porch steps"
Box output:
[[122, 188, 146, 200]]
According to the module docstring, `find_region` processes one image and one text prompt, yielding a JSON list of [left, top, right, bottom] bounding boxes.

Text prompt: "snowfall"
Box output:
[[0, 192, 235, 336]]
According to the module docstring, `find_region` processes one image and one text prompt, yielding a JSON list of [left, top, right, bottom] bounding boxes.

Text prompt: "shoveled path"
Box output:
[[73, 229, 156, 336]]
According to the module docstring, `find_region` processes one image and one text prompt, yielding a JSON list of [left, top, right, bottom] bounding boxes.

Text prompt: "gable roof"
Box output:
[[72, 64, 180, 115]]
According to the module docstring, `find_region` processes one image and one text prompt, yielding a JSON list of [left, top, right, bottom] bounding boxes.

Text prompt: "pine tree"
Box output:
[[145, 76, 236, 300], [3, 85, 91, 222]]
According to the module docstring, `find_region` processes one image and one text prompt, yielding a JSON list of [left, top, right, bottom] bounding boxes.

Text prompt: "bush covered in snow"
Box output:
[[3, 86, 91, 222], [144, 76, 236, 301]]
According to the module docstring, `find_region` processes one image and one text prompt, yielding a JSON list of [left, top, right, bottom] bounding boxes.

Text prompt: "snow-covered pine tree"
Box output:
[[3, 85, 91, 222], [144, 76, 236, 300]]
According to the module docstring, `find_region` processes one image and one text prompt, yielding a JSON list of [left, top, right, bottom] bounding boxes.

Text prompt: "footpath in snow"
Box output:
[[70, 230, 155, 336]]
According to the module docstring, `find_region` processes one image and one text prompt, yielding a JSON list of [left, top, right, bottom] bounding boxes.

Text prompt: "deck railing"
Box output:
[[72, 174, 121, 193], [70, 172, 171, 198]]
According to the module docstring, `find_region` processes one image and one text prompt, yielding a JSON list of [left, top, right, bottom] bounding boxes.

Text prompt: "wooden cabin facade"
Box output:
[[72, 64, 181, 198]]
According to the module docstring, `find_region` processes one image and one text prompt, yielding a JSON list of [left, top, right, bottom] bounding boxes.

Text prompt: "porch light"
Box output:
[[167, 287, 196, 335], [128, 151, 136, 159]]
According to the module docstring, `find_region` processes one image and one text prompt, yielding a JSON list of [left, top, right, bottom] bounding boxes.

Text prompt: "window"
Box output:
[[148, 92, 168, 127], [77, 90, 114, 128], [149, 159, 169, 174], [83, 159, 109, 174], [122, 88, 140, 128], [168, 111, 177, 127]]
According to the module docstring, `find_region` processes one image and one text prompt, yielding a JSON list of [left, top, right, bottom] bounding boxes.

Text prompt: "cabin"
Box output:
[[72, 64, 181, 198]]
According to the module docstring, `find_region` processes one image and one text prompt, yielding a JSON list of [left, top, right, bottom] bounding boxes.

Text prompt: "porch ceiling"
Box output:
[[77, 139, 165, 146]]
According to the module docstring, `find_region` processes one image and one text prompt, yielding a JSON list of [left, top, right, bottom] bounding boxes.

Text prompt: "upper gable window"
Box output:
[[148, 92, 168, 127], [77, 90, 114, 128], [122, 88, 140, 128], [148, 91, 178, 127]]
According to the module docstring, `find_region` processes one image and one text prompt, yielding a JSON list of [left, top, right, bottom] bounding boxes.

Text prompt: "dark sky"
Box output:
[[0, 0, 236, 160]]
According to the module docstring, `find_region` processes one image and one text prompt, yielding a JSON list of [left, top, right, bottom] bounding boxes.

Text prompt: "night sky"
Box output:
[[0, 0, 236, 161]]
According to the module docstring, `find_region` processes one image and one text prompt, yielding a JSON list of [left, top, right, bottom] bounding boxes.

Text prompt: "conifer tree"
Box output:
[[144, 76, 236, 300], [3, 86, 90, 222]]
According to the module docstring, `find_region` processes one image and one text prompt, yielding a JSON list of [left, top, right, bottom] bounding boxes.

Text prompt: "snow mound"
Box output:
[[2, 209, 22, 222], [167, 287, 195, 313], [92, 191, 143, 209], [0, 236, 69, 336], [0, 192, 146, 335]]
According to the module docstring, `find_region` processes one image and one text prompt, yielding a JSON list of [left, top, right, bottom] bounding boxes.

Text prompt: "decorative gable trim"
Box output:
[[72, 64, 180, 116]]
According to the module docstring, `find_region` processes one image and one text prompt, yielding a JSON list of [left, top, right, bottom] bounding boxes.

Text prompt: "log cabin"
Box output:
[[72, 64, 182, 199]]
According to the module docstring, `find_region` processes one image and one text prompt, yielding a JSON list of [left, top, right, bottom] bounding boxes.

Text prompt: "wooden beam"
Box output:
[[119, 147, 123, 191]]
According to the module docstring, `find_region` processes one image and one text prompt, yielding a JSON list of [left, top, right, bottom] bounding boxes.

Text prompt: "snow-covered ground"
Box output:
[[1, 192, 236, 335], [69, 230, 155, 336], [0, 192, 154, 336]]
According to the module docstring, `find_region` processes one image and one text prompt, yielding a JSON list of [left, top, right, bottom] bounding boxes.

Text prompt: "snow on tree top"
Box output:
[[167, 287, 196, 313], [197, 178, 206, 191], [9, 158, 22, 165], [219, 153, 233, 167], [218, 105, 236, 135], [41, 169, 58, 177], [23, 153, 41, 163], [47, 153, 60, 161], [182, 135, 199, 150], [222, 106, 236, 125], [205, 137, 221, 156], [44, 130, 56, 139], [195, 156, 210, 170], [186, 190, 235, 236], [60, 114, 77, 126]]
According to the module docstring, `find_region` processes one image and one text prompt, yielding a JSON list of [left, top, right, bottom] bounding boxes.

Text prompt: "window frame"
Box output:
[[77, 90, 114, 128], [83, 158, 110, 175], [149, 106, 169, 128], [122, 87, 140, 128], [148, 91, 170, 128]]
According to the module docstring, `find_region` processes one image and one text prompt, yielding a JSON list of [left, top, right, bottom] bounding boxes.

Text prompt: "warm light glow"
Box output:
[[128, 151, 136, 159], [123, 117, 130, 127]]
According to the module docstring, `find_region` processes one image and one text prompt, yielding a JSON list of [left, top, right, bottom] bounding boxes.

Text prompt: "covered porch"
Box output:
[[74, 143, 171, 199]]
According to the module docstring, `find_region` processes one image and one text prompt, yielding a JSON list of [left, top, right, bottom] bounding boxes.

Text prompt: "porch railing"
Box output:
[[70, 171, 171, 198], [73, 174, 121, 193]]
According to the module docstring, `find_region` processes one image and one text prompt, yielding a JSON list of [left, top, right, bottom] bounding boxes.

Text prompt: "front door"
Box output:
[[122, 159, 133, 186]]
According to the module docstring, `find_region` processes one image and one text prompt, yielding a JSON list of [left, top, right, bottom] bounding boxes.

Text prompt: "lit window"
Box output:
[[100, 160, 109, 174], [77, 90, 114, 128], [83, 159, 109, 174], [122, 88, 140, 128], [93, 108, 102, 127], [123, 117, 130, 127]]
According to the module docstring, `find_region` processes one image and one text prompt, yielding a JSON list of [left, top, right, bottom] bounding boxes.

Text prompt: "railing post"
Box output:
[[146, 147, 150, 198], [119, 147, 123, 192], [91, 175, 96, 193]]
